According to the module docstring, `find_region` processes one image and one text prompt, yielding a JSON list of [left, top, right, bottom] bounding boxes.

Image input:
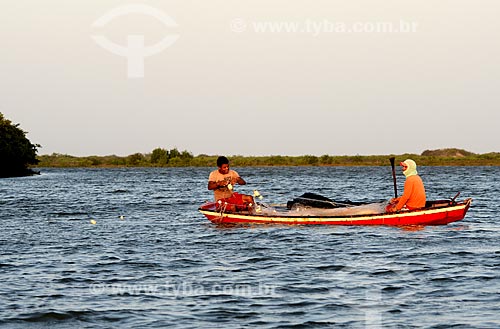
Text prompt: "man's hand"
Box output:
[[218, 180, 229, 187], [208, 180, 228, 191], [386, 198, 399, 213]]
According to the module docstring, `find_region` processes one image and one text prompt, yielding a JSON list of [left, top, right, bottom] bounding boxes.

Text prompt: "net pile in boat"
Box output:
[[258, 201, 389, 216]]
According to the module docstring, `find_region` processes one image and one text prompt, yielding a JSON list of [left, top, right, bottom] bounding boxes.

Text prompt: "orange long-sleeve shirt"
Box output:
[[395, 175, 426, 210]]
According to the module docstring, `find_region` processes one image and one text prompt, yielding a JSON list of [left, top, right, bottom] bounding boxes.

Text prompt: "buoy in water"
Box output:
[[90, 219, 97, 225]]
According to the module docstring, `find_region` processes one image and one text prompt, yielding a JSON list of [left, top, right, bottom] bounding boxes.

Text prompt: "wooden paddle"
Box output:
[[389, 157, 398, 198]]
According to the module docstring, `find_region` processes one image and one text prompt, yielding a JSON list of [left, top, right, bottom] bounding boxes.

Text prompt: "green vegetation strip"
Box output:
[[35, 148, 500, 167]]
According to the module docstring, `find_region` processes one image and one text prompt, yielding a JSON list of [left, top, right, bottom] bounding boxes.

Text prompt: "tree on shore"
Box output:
[[151, 148, 168, 165], [150, 147, 193, 166], [0, 113, 40, 177]]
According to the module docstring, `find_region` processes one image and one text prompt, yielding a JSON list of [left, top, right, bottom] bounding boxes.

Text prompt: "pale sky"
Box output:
[[1, 1, 499, 156]]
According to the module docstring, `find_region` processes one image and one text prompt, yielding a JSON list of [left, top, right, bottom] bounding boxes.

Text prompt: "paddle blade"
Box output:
[[389, 157, 395, 168], [389, 157, 397, 198]]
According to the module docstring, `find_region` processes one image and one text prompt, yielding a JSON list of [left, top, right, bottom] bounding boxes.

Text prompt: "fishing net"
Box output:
[[258, 201, 389, 216]]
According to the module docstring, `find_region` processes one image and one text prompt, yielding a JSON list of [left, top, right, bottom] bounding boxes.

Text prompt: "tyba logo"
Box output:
[[91, 4, 179, 78]]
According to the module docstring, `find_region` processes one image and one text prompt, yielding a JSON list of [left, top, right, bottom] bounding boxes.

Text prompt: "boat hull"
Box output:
[[199, 199, 472, 226]]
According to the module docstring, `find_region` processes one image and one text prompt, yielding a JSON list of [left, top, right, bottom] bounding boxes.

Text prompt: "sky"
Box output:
[[1, 1, 499, 157]]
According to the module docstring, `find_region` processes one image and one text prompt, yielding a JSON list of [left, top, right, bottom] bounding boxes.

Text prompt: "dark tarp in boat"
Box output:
[[286, 192, 364, 209]]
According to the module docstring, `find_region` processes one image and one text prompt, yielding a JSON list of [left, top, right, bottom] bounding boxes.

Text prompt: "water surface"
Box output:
[[0, 167, 499, 328]]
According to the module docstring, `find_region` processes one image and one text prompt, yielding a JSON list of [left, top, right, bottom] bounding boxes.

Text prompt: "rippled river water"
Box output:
[[0, 166, 499, 328]]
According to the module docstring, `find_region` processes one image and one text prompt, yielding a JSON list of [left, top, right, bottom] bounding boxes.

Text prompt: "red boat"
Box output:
[[199, 198, 472, 226]]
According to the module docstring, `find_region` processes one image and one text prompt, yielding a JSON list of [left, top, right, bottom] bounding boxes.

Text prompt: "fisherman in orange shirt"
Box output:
[[389, 159, 426, 212]]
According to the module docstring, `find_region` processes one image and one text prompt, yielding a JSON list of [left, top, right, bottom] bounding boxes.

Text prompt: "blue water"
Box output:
[[0, 166, 499, 328]]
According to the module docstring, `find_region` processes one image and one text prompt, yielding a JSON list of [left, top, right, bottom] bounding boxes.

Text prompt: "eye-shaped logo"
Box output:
[[91, 4, 179, 78]]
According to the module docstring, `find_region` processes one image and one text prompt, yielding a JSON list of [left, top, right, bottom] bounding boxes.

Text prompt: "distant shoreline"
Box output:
[[34, 151, 500, 168]]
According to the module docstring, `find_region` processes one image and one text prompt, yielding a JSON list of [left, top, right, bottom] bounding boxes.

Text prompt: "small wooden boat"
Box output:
[[198, 198, 472, 226]]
